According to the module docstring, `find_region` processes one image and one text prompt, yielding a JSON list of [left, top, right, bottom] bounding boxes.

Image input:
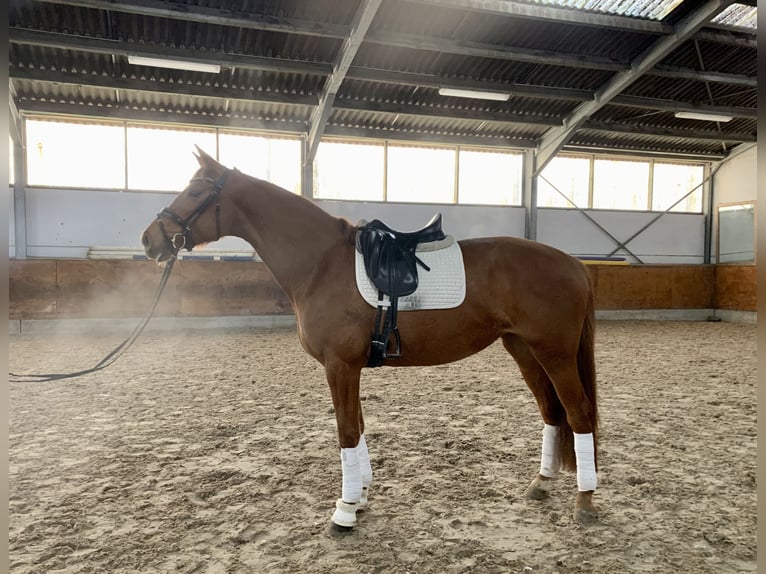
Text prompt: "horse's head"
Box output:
[[141, 147, 230, 263]]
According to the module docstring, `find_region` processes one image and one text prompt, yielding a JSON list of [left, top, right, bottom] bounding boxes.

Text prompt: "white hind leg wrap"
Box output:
[[539, 424, 561, 478], [574, 432, 598, 492], [357, 434, 372, 508]]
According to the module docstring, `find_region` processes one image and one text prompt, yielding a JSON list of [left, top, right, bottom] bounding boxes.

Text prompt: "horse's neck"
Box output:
[[227, 177, 348, 299]]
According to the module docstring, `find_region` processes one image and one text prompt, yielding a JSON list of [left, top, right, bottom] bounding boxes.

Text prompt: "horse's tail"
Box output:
[[559, 284, 598, 472]]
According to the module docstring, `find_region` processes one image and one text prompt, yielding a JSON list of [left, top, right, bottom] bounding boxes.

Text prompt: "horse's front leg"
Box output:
[[325, 360, 371, 531]]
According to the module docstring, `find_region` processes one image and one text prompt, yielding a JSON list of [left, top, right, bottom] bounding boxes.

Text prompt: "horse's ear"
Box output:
[[194, 145, 216, 167]]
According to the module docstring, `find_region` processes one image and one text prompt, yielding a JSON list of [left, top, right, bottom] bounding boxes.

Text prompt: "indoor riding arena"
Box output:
[[8, 1, 757, 573]]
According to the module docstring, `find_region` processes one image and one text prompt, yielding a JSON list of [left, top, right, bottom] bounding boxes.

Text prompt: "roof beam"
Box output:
[[535, 0, 735, 174], [609, 94, 756, 119], [9, 27, 332, 75], [14, 99, 309, 133], [12, 26, 754, 90], [345, 67, 756, 117], [323, 125, 537, 149], [365, 30, 626, 71], [13, 65, 755, 127], [33, 0, 349, 39], [649, 65, 757, 87], [37, 0, 757, 48], [306, 0, 382, 163], [693, 28, 757, 49], [362, 31, 755, 83], [582, 120, 756, 143], [406, 0, 756, 46], [562, 144, 726, 161], [10, 67, 319, 107], [345, 66, 593, 101], [334, 97, 561, 127], [13, 66, 562, 128], [407, 0, 671, 33]]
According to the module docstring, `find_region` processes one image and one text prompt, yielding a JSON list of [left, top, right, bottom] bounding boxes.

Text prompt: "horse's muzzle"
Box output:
[[141, 226, 171, 263]]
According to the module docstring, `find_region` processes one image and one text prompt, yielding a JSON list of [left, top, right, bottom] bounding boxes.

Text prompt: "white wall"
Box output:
[[711, 145, 757, 263], [537, 208, 705, 264], [14, 188, 251, 258], [317, 199, 526, 240], [11, 187, 706, 263], [714, 145, 757, 205]]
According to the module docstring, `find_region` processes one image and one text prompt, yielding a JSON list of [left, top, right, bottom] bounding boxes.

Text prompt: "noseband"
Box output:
[[156, 169, 230, 254]]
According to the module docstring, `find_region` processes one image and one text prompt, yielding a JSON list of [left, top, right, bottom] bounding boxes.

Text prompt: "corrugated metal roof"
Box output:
[[713, 3, 757, 28], [523, 0, 684, 20], [8, 0, 757, 160]]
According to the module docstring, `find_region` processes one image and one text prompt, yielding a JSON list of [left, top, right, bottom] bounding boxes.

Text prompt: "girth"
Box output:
[[355, 213, 446, 367]]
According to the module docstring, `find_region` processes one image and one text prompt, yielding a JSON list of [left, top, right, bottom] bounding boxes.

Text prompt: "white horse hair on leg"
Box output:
[[574, 432, 598, 492], [539, 424, 561, 478]]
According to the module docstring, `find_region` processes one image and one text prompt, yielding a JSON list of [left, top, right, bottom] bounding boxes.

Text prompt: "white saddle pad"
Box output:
[[355, 237, 466, 311]]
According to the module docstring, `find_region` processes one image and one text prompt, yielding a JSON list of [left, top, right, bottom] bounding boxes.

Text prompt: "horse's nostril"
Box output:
[[141, 233, 150, 248]]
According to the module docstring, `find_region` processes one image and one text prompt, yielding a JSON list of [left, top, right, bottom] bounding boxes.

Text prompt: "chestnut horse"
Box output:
[[141, 149, 599, 530]]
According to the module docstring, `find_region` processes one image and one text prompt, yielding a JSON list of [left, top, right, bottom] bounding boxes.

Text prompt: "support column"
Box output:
[[301, 137, 313, 200], [702, 163, 713, 264], [12, 116, 27, 260], [523, 149, 538, 241]]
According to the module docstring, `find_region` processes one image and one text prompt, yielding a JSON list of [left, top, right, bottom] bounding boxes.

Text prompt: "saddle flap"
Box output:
[[356, 228, 419, 297]]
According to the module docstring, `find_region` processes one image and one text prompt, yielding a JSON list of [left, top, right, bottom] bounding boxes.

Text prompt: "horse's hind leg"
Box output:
[[527, 343, 599, 524], [503, 335, 568, 501]]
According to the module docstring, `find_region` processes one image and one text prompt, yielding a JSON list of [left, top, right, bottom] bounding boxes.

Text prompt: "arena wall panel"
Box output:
[[9, 260, 756, 320]]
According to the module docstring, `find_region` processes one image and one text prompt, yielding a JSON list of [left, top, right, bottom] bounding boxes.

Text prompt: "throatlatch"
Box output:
[[355, 214, 446, 367]]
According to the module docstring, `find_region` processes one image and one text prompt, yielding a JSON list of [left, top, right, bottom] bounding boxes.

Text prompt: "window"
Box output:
[[219, 132, 301, 194], [652, 162, 704, 213], [592, 159, 650, 210], [458, 149, 522, 205], [127, 124, 216, 191], [537, 156, 590, 208], [314, 140, 385, 201], [26, 118, 126, 188], [387, 144, 456, 203]]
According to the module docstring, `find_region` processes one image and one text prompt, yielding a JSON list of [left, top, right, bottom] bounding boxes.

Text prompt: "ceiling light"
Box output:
[[127, 55, 221, 74], [438, 87, 510, 101], [674, 111, 733, 123]]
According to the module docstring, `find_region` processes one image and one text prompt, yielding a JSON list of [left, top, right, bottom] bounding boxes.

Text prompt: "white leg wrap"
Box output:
[[357, 434, 372, 509], [574, 432, 598, 492], [358, 435, 373, 487], [539, 424, 561, 478], [340, 446, 362, 503]]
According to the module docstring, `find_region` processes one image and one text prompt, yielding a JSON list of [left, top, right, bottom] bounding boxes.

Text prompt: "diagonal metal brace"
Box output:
[[539, 174, 643, 263]]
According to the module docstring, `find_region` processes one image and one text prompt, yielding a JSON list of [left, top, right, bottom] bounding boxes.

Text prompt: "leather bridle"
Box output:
[[156, 169, 231, 255], [9, 168, 233, 383]]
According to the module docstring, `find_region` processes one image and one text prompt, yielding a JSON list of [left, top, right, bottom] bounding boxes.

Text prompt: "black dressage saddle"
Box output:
[[355, 214, 446, 367]]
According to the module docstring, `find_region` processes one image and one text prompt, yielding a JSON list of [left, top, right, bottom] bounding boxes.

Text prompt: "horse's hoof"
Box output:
[[525, 475, 553, 500], [328, 522, 354, 536], [573, 507, 599, 525], [574, 490, 598, 524], [525, 484, 550, 500], [331, 499, 358, 529]]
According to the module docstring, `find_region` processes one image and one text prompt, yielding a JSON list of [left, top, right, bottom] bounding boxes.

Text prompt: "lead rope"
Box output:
[[9, 255, 177, 383]]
